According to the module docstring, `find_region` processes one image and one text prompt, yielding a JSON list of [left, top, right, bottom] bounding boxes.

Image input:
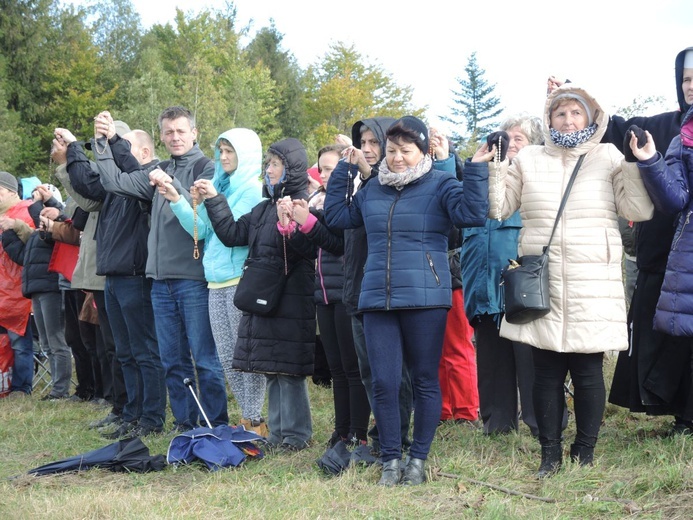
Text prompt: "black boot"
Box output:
[[378, 459, 402, 486], [536, 444, 562, 478], [570, 444, 594, 466], [401, 456, 426, 486]]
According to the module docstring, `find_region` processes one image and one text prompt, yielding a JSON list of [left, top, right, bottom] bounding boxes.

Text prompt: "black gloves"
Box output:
[[623, 125, 647, 162], [486, 131, 509, 162]]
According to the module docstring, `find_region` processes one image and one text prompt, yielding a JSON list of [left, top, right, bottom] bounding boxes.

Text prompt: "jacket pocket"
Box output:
[[426, 252, 441, 286]]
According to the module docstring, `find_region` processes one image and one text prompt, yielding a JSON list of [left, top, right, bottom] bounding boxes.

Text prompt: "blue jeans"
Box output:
[[151, 279, 228, 428], [106, 276, 166, 429], [363, 308, 447, 462], [266, 374, 312, 448], [8, 321, 33, 394], [352, 314, 412, 450]]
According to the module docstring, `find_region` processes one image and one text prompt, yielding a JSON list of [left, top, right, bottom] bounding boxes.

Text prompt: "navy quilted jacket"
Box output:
[[324, 160, 488, 311], [639, 105, 693, 336]]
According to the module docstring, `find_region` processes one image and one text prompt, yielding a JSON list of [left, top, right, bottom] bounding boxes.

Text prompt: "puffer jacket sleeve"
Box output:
[[204, 193, 252, 247], [438, 167, 488, 227], [639, 136, 689, 215], [324, 160, 365, 229], [609, 144, 654, 222], [2, 229, 25, 265]]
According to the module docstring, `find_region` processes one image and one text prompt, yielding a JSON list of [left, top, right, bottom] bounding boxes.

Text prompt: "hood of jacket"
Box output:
[[350, 117, 396, 173], [676, 46, 693, 114], [543, 84, 608, 158], [262, 138, 308, 201], [213, 128, 263, 208]]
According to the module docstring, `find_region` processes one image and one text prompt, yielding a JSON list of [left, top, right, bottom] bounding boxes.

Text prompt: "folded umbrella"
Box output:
[[27, 437, 166, 476]]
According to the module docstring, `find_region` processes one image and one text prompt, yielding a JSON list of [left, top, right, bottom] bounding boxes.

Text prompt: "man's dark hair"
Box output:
[[158, 106, 195, 131]]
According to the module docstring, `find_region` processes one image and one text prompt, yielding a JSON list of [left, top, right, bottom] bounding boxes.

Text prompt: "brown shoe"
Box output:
[[241, 418, 269, 438]]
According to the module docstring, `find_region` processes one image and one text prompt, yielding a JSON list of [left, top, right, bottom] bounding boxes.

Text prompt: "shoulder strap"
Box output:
[[545, 154, 585, 250], [192, 157, 213, 180]]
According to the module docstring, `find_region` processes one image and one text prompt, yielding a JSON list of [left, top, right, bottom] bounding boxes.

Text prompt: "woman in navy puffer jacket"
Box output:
[[324, 116, 488, 486], [632, 107, 693, 339]]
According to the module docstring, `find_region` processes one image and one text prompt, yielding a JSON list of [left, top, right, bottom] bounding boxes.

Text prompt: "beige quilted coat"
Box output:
[[488, 85, 654, 353]]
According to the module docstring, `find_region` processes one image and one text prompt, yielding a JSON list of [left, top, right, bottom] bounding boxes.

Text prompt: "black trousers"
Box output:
[[532, 348, 605, 448], [92, 290, 127, 414], [475, 315, 537, 435], [63, 290, 96, 399], [317, 302, 370, 440]]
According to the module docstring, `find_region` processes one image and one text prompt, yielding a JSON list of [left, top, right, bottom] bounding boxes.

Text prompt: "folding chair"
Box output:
[[33, 343, 52, 395]]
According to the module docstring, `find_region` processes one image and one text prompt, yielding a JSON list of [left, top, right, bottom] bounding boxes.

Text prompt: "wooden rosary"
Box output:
[[191, 186, 200, 259]]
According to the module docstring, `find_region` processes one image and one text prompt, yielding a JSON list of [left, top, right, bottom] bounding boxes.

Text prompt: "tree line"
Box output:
[[1, 0, 513, 181]]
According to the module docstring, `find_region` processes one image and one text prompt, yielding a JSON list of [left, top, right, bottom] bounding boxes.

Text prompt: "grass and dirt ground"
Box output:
[[1, 355, 692, 519]]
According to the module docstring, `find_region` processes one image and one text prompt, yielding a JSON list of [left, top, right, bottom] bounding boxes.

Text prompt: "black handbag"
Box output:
[[233, 256, 288, 315], [501, 155, 585, 325]]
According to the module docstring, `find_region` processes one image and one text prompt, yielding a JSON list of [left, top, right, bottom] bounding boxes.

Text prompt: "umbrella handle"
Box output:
[[183, 378, 213, 429]]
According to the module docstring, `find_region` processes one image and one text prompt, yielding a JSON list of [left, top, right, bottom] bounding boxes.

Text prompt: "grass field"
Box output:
[[1, 355, 692, 519]]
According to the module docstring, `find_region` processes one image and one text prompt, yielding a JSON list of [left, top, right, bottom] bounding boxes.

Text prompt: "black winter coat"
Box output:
[[205, 138, 317, 376], [302, 210, 344, 305], [2, 199, 62, 297], [601, 46, 692, 274], [66, 140, 152, 276]]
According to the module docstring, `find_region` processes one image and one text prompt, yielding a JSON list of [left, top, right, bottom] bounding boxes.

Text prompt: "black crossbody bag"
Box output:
[[501, 155, 585, 324]]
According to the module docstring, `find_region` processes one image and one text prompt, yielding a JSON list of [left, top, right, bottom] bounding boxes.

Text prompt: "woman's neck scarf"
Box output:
[[378, 154, 433, 190], [550, 123, 598, 148]]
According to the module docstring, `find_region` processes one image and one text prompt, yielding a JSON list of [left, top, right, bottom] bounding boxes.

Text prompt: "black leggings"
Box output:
[[532, 348, 605, 448], [317, 303, 370, 440]]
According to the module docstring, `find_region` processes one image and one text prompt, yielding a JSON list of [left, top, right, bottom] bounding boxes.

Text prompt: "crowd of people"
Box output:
[[1, 45, 692, 486]]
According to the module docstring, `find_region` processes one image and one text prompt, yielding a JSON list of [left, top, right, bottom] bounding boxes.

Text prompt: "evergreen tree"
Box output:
[[444, 52, 502, 150]]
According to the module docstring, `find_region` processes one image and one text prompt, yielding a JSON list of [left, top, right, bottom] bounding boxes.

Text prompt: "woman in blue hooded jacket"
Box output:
[[159, 128, 267, 435]]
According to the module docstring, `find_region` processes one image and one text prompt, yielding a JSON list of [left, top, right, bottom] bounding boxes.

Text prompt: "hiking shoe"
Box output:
[[668, 420, 693, 436], [280, 442, 308, 453], [69, 394, 93, 403], [167, 423, 196, 435], [6, 390, 30, 400], [89, 412, 122, 429], [40, 393, 68, 401], [102, 421, 138, 440], [132, 424, 163, 437]]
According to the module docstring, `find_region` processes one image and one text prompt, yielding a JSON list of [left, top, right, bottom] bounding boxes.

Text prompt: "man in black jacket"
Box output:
[[53, 125, 167, 437]]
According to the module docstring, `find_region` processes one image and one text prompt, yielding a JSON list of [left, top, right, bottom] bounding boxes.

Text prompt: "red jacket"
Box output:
[[0, 200, 34, 335]]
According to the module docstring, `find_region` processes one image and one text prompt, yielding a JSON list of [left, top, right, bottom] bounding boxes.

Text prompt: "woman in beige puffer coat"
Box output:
[[479, 84, 653, 477]]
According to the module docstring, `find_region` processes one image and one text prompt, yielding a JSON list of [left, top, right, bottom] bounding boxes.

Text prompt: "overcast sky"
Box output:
[[72, 0, 693, 134]]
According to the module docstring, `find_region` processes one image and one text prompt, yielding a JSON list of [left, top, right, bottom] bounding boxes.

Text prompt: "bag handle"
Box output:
[[544, 154, 585, 252]]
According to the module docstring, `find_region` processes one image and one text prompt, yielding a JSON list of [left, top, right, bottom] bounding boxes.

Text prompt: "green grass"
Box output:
[[1, 356, 692, 519]]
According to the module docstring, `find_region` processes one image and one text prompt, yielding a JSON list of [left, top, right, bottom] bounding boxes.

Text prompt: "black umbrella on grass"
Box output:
[[27, 437, 166, 475]]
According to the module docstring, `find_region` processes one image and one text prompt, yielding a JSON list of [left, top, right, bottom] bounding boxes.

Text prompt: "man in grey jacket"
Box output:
[[92, 106, 228, 430]]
